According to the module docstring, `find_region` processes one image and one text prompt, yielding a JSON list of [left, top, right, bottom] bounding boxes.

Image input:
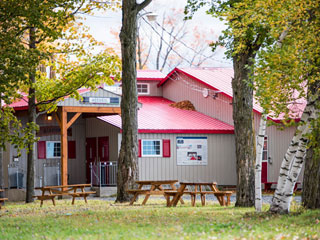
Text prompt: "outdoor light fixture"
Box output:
[[47, 113, 53, 121], [146, 12, 158, 22]]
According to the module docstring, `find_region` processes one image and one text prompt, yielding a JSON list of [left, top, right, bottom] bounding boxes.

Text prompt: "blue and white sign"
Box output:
[[82, 97, 120, 105], [176, 137, 208, 166]]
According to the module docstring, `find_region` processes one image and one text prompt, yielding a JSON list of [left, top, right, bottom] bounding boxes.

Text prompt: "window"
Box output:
[[137, 83, 149, 94], [262, 136, 268, 161], [46, 141, 61, 158], [142, 140, 162, 157]]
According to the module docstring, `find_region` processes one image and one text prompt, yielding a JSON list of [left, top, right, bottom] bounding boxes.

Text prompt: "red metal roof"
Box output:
[[9, 88, 91, 111], [137, 70, 165, 81], [98, 96, 234, 134]]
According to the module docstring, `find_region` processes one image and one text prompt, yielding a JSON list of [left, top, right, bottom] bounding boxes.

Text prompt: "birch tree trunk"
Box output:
[[255, 115, 266, 212], [270, 100, 317, 213], [116, 0, 152, 203]]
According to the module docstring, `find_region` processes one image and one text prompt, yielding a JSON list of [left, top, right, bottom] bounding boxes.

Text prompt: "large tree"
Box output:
[[1, 0, 120, 203], [186, 0, 271, 206], [116, 0, 152, 202]]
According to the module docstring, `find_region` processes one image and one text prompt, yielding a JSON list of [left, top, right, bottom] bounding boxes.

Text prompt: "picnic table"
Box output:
[[127, 180, 184, 205], [0, 189, 8, 209], [165, 182, 233, 207], [34, 184, 95, 207]]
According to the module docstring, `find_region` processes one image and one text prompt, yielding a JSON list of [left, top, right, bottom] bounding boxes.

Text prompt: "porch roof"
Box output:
[[98, 96, 234, 134]]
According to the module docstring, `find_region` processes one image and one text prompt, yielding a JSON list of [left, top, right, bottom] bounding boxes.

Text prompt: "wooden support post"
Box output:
[[61, 108, 68, 186]]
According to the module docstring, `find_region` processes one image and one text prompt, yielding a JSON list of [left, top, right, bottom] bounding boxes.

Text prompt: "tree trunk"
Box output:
[[302, 146, 320, 209], [26, 27, 36, 203], [269, 104, 313, 213], [0, 95, 4, 205], [255, 115, 266, 212], [232, 54, 256, 207], [116, 0, 152, 202], [302, 78, 320, 209]]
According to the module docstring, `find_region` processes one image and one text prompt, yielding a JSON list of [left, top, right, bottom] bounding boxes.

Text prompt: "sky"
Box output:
[[80, 0, 232, 74]]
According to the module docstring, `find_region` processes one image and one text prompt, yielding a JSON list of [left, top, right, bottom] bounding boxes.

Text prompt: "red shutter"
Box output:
[[38, 141, 46, 159], [138, 139, 141, 157], [68, 141, 76, 159], [162, 139, 171, 157]]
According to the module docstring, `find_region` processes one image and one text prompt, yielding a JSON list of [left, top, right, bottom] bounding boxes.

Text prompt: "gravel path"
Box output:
[[98, 194, 301, 204]]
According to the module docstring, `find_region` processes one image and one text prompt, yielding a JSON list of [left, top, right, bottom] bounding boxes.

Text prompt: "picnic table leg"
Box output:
[[170, 183, 184, 205], [52, 197, 56, 206], [221, 196, 226, 206], [142, 185, 156, 205], [191, 194, 196, 207], [201, 194, 206, 206], [165, 194, 171, 207], [170, 184, 186, 207], [226, 195, 231, 206], [129, 193, 139, 205], [210, 184, 224, 206], [129, 183, 143, 205]]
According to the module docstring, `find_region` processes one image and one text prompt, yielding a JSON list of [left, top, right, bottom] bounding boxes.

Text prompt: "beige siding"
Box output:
[[162, 73, 233, 125], [266, 125, 299, 182], [85, 118, 120, 163], [137, 80, 163, 97], [254, 113, 301, 182], [34, 113, 86, 185], [163, 73, 303, 184], [138, 133, 236, 185]]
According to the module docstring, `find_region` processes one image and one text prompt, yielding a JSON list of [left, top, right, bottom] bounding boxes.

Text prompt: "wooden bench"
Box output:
[[34, 184, 95, 207], [166, 182, 234, 207], [33, 194, 63, 207], [126, 180, 184, 205], [0, 189, 8, 209], [264, 182, 301, 192], [69, 191, 96, 205], [164, 190, 233, 207]]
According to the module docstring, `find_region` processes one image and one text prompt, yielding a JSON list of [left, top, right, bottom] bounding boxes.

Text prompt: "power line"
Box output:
[[141, 9, 231, 65]]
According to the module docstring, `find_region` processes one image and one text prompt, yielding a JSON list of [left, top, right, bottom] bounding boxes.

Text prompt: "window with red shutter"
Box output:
[[38, 141, 46, 159], [162, 139, 171, 157], [138, 139, 141, 157]]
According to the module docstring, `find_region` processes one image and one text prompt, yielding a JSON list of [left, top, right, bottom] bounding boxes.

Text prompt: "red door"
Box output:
[[86, 138, 96, 183], [98, 137, 109, 163], [262, 162, 268, 183], [98, 137, 109, 185]]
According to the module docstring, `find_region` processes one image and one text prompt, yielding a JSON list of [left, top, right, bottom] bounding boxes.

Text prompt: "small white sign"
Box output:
[[89, 97, 110, 104]]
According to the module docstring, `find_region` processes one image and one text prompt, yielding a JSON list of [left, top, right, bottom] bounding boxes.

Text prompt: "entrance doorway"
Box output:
[[86, 137, 109, 183]]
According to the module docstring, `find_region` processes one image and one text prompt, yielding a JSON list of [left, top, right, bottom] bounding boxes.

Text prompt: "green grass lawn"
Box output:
[[0, 198, 319, 240]]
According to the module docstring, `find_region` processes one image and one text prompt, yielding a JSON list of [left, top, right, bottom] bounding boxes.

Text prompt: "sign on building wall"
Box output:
[[176, 137, 208, 166], [82, 97, 120, 105]]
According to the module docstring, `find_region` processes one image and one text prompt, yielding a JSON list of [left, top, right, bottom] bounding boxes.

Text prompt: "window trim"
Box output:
[[262, 136, 268, 162], [46, 141, 61, 159], [141, 139, 162, 157], [137, 83, 150, 95]]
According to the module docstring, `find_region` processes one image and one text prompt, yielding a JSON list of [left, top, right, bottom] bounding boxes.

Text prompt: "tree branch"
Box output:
[[137, 0, 152, 12]]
